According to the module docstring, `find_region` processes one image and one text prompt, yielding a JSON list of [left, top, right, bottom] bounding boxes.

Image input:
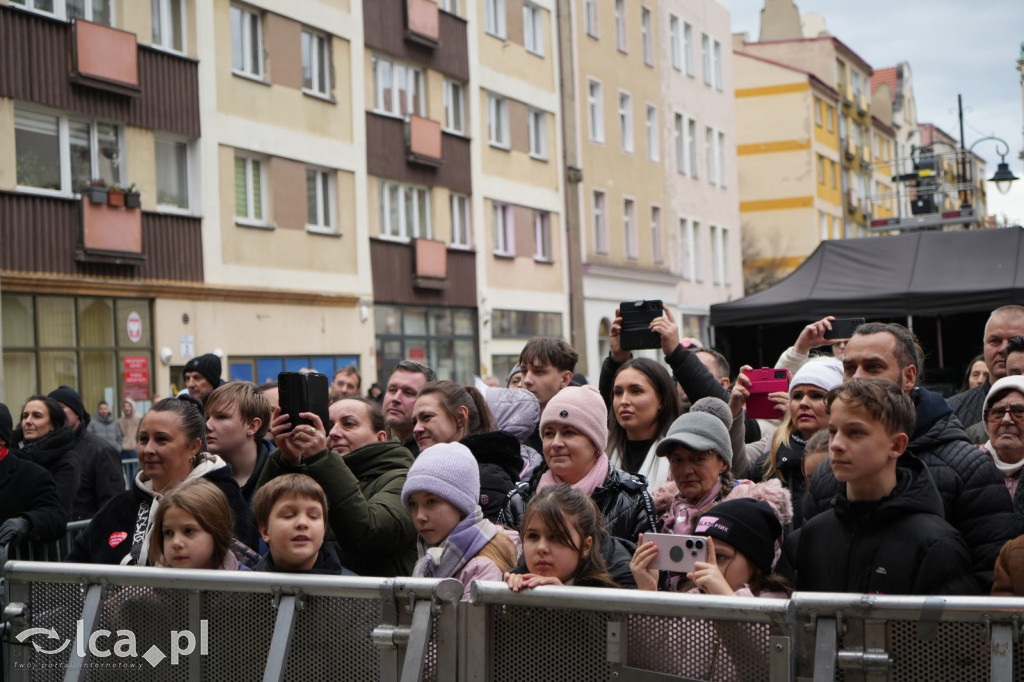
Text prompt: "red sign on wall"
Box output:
[[123, 356, 150, 400]]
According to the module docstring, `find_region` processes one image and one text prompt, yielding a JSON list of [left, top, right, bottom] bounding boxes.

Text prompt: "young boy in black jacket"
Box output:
[[252, 474, 354, 575], [789, 378, 980, 595]]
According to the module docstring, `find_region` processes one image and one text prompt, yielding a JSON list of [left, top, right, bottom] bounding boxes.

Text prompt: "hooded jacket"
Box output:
[[803, 386, 1015, 591], [461, 430, 522, 521], [14, 426, 81, 517], [87, 412, 122, 452], [65, 454, 257, 565], [256, 440, 417, 577], [117, 398, 140, 452], [791, 455, 980, 595], [68, 421, 127, 521], [484, 387, 544, 478]]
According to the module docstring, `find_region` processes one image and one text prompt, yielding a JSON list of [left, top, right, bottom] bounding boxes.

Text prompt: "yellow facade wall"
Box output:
[[477, 4, 555, 92], [483, 200, 565, 292], [478, 91, 560, 189]]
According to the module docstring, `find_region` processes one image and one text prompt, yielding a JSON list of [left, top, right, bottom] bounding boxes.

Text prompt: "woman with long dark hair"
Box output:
[[607, 358, 680, 485]]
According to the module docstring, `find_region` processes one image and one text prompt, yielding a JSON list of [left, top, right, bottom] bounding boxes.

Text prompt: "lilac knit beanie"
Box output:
[[401, 442, 480, 517]]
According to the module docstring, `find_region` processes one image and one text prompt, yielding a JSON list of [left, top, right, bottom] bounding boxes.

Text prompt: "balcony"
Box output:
[[405, 0, 439, 48], [407, 115, 443, 167], [857, 93, 869, 116], [844, 138, 856, 161], [842, 82, 854, 105], [860, 145, 871, 165], [366, 112, 471, 194], [70, 19, 140, 96], [80, 194, 143, 262], [846, 189, 859, 213], [370, 238, 476, 307]]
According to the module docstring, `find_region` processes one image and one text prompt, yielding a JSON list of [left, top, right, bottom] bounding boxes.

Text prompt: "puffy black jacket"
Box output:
[[804, 386, 1015, 591], [0, 450, 67, 543], [497, 461, 656, 545], [461, 431, 522, 522], [947, 380, 989, 432], [791, 455, 980, 595], [748, 433, 807, 529], [69, 423, 126, 521], [14, 426, 81, 517]]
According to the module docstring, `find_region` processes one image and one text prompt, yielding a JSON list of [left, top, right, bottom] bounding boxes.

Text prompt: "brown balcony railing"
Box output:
[[406, 0, 439, 48], [71, 19, 140, 96], [407, 115, 443, 167]]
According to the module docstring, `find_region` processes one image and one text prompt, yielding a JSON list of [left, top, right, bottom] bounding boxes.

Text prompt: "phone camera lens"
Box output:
[[684, 539, 694, 549], [775, 371, 787, 379], [694, 539, 704, 550]]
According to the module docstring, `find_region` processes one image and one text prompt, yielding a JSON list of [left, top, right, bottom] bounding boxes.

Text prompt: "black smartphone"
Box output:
[[277, 371, 330, 432], [619, 300, 664, 351], [824, 317, 865, 340]]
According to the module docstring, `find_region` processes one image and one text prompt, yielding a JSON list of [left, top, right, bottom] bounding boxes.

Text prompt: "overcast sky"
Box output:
[[726, 0, 1024, 224]]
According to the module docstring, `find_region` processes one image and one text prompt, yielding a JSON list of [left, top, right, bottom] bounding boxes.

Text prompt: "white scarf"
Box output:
[[984, 441, 1024, 478]]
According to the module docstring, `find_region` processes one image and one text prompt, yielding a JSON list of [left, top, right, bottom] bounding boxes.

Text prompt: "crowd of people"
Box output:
[[5, 305, 1024, 611]]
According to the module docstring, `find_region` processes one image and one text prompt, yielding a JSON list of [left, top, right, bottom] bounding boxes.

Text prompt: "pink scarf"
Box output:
[[538, 452, 610, 498], [662, 480, 723, 536]]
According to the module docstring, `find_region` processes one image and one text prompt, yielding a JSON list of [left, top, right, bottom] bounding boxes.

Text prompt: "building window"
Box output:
[[645, 104, 658, 162], [306, 168, 335, 233], [701, 33, 711, 85], [485, 0, 506, 39], [820, 211, 829, 241], [155, 137, 189, 210], [373, 56, 425, 119], [619, 91, 633, 153], [711, 225, 729, 285], [523, 3, 544, 56], [651, 206, 662, 264], [669, 15, 681, 70], [817, 154, 825, 184], [301, 30, 331, 97], [614, 0, 626, 52], [11, 0, 112, 24], [623, 198, 637, 259], [492, 201, 514, 256], [683, 22, 694, 76], [234, 153, 266, 224], [443, 80, 466, 134], [533, 211, 551, 261], [687, 118, 698, 178], [492, 310, 563, 339], [380, 181, 431, 239], [450, 193, 471, 247], [593, 190, 608, 254], [230, 4, 263, 79], [712, 39, 723, 90], [830, 160, 837, 188], [587, 79, 604, 143], [442, 0, 459, 12], [674, 113, 685, 174], [705, 126, 714, 184], [487, 94, 510, 148], [152, 0, 184, 52], [717, 131, 727, 187], [693, 221, 703, 282], [528, 108, 548, 160], [679, 219, 692, 281], [641, 7, 653, 66], [814, 98, 823, 127], [14, 107, 122, 194], [827, 104, 835, 132], [583, 0, 598, 37]]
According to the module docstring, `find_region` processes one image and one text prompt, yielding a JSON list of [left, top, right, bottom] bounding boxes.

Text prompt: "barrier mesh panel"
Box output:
[[19, 581, 85, 682], [885, 620, 989, 682], [626, 613, 771, 681], [201, 590, 277, 681], [490, 605, 611, 682], [283, 594, 381, 682]]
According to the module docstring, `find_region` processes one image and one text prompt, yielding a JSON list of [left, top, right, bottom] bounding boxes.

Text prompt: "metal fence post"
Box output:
[[990, 622, 1014, 682], [812, 617, 838, 682], [62, 583, 103, 682], [261, 594, 299, 682]]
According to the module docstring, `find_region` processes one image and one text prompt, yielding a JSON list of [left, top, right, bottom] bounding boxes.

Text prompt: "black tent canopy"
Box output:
[[710, 227, 1024, 327]]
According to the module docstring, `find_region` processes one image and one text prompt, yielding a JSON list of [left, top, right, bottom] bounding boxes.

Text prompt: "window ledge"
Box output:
[[302, 89, 336, 104], [306, 225, 341, 237], [485, 30, 508, 41], [232, 70, 271, 86], [155, 205, 194, 216], [529, 152, 549, 162], [150, 44, 188, 58], [493, 251, 516, 260], [489, 141, 511, 151], [235, 218, 273, 229], [533, 256, 554, 265], [15, 186, 73, 200], [376, 234, 412, 244], [449, 243, 473, 251], [526, 48, 545, 59], [443, 127, 468, 137]]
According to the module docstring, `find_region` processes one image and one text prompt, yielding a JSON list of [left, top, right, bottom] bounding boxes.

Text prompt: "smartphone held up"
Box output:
[[619, 300, 664, 351], [277, 371, 331, 432]]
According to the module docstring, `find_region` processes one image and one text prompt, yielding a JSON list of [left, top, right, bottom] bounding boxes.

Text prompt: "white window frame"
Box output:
[[301, 29, 331, 98], [705, 125, 715, 185], [154, 135, 191, 213], [623, 198, 637, 260], [827, 104, 835, 132], [450, 193, 471, 248], [528, 108, 548, 160], [151, 0, 185, 53], [673, 113, 685, 174], [584, 0, 598, 38], [443, 79, 466, 134], [683, 22, 694, 76], [712, 39, 723, 90], [12, 0, 112, 24], [14, 105, 124, 196], [614, 0, 626, 52], [680, 218, 695, 281], [717, 131, 727, 187], [306, 167, 336, 234], [442, 0, 459, 13], [523, 3, 544, 56], [380, 180, 432, 240], [687, 117, 698, 179], [587, 78, 604, 143], [230, 4, 264, 80], [650, 205, 662, 264], [693, 221, 704, 282], [487, 94, 510, 149], [820, 211, 829, 242], [593, 190, 608, 254], [485, 0, 506, 39], [372, 55, 425, 119], [814, 98, 823, 127], [234, 152, 267, 226], [641, 7, 653, 66], [493, 201, 515, 256], [645, 104, 659, 162], [711, 225, 724, 285], [533, 210, 552, 261], [721, 227, 730, 285], [619, 91, 633, 153], [669, 15, 681, 70], [701, 33, 711, 86]]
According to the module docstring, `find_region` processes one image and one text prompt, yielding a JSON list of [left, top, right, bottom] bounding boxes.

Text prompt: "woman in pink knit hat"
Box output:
[[497, 385, 656, 587]]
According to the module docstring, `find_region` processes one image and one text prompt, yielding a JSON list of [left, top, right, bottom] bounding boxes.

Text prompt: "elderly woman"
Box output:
[[66, 396, 256, 564], [13, 395, 81, 516], [982, 376, 1024, 535]]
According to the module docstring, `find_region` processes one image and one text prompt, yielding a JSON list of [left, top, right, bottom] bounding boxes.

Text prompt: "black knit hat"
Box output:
[[0, 402, 13, 447], [183, 353, 222, 387], [693, 498, 782, 575], [48, 385, 89, 424]]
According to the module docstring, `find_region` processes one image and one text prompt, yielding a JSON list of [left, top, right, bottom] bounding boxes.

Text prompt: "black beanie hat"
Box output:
[[693, 498, 782, 576], [0, 402, 13, 447], [183, 353, 222, 387], [48, 385, 89, 424]]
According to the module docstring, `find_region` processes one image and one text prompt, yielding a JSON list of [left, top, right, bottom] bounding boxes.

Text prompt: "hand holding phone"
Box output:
[[619, 300, 664, 351], [744, 368, 791, 420], [277, 371, 331, 432], [645, 533, 709, 573]]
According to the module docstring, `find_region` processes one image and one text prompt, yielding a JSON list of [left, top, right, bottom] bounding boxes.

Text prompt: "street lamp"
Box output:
[[957, 94, 1020, 211], [990, 156, 1019, 195]]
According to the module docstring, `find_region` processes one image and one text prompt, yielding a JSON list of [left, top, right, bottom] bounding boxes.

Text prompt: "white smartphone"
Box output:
[[645, 533, 709, 573]]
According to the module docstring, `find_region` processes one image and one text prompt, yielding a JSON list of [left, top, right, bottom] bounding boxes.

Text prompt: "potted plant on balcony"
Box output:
[[84, 178, 109, 205], [107, 184, 127, 208], [124, 183, 141, 209]]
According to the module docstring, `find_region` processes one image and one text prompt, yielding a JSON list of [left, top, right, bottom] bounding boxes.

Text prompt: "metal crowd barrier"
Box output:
[[4, 563, 1024, 681], [1, 561, 461, 682]]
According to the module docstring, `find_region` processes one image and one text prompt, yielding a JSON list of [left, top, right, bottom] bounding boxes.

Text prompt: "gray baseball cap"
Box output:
[[655, 411, 733, 467]]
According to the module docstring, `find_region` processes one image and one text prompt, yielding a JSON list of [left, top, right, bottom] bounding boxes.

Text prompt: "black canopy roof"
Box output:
[[710, 227, 1024, 327]]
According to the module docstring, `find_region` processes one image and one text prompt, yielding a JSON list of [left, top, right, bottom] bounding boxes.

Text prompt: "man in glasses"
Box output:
[[982, 376, 1024, 537]]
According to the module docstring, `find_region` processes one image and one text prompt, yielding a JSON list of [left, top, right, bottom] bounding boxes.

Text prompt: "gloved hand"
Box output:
[[0, 517, 31, 546]]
